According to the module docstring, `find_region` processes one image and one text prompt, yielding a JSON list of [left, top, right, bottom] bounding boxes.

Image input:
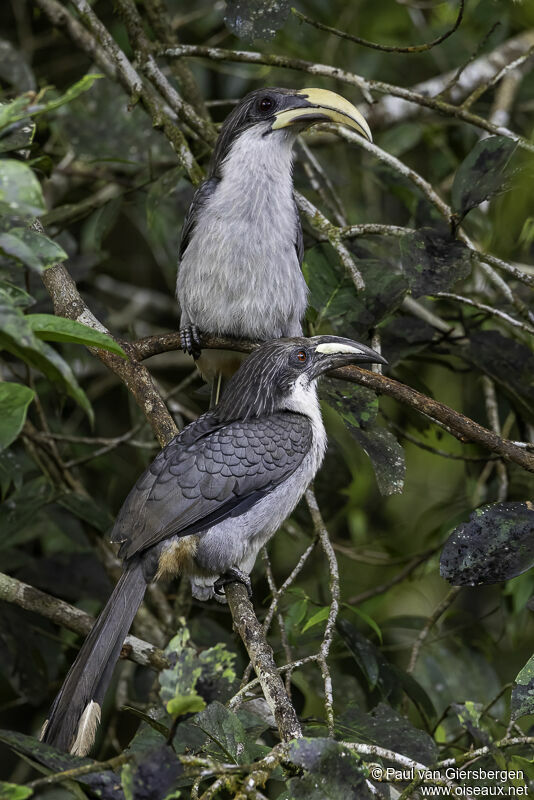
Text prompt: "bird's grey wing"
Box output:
[[178, 177, 218, 262], [294, 197, 304, 266], [111, 413, 312, 560]]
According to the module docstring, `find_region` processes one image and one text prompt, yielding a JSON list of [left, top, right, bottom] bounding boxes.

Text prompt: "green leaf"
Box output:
[[0, 96, 34, 131], [26, 314, 127, 358], [337, 619, 435, 720], [58, 492, 113, 533], [304, 241, 407, 337], [193, 701, 257, 764], [343, 605, 383, 644], [0, 74, 102, 132], [337, 619, 380, 690], [347, 424, 406, 496], [302, 605, 330, 633], [511, 653, 534, 720], [0, 39, 35, 92], [0, 477, 57, 549], [0, 449, 26, 498], [167, 692, 206, 717], [0, 159, 45, 216], [225, 0, 291, 42], [0, 383, 34, 451], [283, 738, 371, 800], [0, 782, 32, 799], [321, 379, 378, 429], [0, 228, 67, 272], [159, 628, 238, 721], [121, 746, 182, 800], [453, 700, 489, 744], [0, 729, 123, 799], [0, 120, 35, 154], [451, 136, 518, 220], [336, 702, 438, 766], [0, 280, 35, 308], [440, 502, 534, 586], [466, 330, 534, 424], [0, 293, 93, 420], [399, 227, 471, 296]]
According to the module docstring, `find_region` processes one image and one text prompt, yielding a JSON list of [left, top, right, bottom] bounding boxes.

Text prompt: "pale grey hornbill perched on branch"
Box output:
[[176, 87, 372, 400], [41, 335, 385, 756]]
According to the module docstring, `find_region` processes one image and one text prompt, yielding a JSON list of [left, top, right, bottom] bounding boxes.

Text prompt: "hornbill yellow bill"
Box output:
[[176, 87, 372, 401], [41, 335, 385, 756]]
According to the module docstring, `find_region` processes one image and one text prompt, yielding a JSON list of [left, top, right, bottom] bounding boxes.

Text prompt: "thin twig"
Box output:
[[305, 488, 339, 736], [348, 547, 439, 606], [162, 44, 534, 152], [432, 293, 534, 336], [407, 587, 461, 674], [293, 1, 465, 54]]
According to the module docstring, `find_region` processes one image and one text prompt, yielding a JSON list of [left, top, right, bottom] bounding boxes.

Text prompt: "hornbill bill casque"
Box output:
[[176, 87, 372, 399], [41, 335, 385, 756]]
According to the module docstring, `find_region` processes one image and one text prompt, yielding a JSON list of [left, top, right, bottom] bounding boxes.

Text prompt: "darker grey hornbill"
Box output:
[[41, 335, 385, 756], [176, 87, 372, 399]]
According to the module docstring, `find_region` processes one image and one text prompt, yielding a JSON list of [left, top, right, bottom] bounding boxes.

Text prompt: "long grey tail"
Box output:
[[41, 560, 147, 755]]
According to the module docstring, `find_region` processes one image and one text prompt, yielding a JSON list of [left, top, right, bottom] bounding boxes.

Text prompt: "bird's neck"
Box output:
[[218, 128, 295, 197], [282, 378, 327, 456]]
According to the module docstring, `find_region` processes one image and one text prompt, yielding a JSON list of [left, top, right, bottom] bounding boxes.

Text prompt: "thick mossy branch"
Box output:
[[0, 571, 168, 670], [130, 331, 534, 474]]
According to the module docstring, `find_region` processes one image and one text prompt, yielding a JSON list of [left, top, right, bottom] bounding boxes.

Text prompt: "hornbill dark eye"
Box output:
[[258, 96, 274, 113]]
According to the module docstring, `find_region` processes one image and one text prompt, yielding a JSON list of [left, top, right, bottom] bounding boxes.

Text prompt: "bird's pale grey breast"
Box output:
[[176, 126, 307, 341]]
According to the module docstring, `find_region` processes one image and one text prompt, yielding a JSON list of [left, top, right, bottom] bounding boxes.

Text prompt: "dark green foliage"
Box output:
[[121, 745, 183, 800], [0, 383, 34, 452], [440, 502, 534, 585], [451, 136, 518, 223], [511, 655, 534, 721], [281, 738, 371, 799], [224, 0, 291, 41], [336, 702, 438, 764], [0, 730, 124, 799], [399, 228, 471, 296], [465, 331, 534, 423]]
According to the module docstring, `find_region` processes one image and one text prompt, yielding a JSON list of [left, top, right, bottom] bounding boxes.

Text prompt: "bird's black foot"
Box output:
[[214, 567, 253, 599], [179, 324, 202, 359]]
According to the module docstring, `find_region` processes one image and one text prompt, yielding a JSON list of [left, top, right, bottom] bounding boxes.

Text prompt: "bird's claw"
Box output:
[[179, 324, 202, 359], [214, 568, 253, 599]]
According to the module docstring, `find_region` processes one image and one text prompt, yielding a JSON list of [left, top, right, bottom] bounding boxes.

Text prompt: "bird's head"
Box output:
[[210, 87, 371, 176], [215, 336, 386, 421]]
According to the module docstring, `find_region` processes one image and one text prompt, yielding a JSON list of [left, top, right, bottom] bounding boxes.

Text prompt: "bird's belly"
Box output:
[[177, 198, 307, 339], [192, 444, 323, 578]]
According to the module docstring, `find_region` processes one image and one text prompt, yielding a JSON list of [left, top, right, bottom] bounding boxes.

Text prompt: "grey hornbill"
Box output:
[[41, 335, 385, 756], [176, 87, 372, 398]]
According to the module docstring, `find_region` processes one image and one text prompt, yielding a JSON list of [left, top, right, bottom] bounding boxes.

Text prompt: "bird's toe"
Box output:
[[214, 567, 253, 599], [179, 325, 202, 359]]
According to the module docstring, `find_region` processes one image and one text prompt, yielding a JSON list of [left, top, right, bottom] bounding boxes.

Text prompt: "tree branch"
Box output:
[[0, 571, 168, 671], [161, 43, 534, 152], [292, 1, 465, 55], [224, 583, 303, 742], [130, 331, 534, 474], [34, 0, 203, 183]]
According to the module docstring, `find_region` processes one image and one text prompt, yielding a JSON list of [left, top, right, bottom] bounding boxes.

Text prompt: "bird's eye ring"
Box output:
[[258, 96, 274, 113], [296, 350, 307, 363]]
